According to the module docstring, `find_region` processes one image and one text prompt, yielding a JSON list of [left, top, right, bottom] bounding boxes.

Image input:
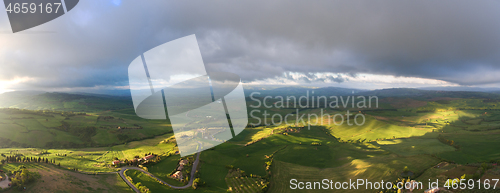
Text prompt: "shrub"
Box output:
[[135, 182, 150, 193], [403, 166, 409, 173], [192, 178, 205, 189], [10, 168, 40, 190]]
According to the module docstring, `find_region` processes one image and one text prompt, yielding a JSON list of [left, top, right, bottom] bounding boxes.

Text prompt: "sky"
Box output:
[[1, 0, 500, 94]]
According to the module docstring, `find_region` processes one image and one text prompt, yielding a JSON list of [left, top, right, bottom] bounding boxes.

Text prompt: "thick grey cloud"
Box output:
[[1, 0, 500, 91]]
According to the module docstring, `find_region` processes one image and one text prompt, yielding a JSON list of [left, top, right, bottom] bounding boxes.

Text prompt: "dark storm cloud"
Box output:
[[326, 75, 346, 83], [1, 0, 500, 90]]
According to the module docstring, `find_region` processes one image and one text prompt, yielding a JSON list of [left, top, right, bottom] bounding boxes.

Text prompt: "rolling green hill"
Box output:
[[0, 91, 133, 112], [0, 108, 172, 148], [1, 88, 500, 192]]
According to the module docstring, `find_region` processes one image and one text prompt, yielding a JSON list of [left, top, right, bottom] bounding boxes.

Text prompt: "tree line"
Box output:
[[1, 155, 57, 165]]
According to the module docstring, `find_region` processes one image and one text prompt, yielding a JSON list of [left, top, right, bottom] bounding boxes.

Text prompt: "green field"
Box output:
[[376, 138, 456, 156], [0, 133, 178, 173], [0, 162, 133, 192], [147, 155, 188, 187], [125, 169, 173, 192], [123, 104, 500, 192], [436, 132, 500, 164], [1, 91, 500, 192], [0, 108, 172, 148]]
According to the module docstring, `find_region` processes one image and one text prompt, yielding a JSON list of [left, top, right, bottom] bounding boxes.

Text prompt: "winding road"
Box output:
[[119, 151, 201, 192], [0, 174, 9, 189]]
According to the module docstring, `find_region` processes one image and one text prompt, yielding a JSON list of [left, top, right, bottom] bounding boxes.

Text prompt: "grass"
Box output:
[[416, 162, 456, 186], [0, 92, 133, 112], [0, 111, 84, 147], [269, 154, 440, 193], [194, 124, 441, 193], [147, 155, 186, 187], [375, 138, 456, 156], [194, 107, 500, 192], [226, 176, 265, 193], [125, 169, 212, 193], [436, 132, 500, 164], [1, 96, 500, 192], [0, 106, 488, 192], [441, 165, 479, 179], [125, 169, 173, 192], [0, 163, 133, 193], [327, 115, 431, 142], [0, 133, 178, 173], [0, 108, 173, 148]]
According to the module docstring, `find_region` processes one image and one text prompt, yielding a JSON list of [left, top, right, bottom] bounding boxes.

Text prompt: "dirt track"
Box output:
[[0, 174, 9, 189]]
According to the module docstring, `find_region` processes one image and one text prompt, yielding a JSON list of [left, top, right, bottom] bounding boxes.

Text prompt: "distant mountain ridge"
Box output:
[[0, 91, 132, 112], [2, 86, 500, 112], [243, 86, 366, 97], [358, 88, 500, 99], [418, 86, 500, 92]]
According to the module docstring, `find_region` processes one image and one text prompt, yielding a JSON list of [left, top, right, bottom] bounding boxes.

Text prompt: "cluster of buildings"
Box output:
[[171, 159, 189, 180], [112, 154, 156, 166]]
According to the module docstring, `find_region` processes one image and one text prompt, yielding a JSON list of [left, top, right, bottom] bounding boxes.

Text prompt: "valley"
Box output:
[[0, 89, 499, 192]]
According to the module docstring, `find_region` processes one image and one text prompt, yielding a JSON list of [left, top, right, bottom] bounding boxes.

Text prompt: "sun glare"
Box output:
[[0, 77, 35, 94]]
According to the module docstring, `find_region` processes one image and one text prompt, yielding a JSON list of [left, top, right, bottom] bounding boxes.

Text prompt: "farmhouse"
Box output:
[[171, 171, 183, 180], [112, 160, 120, 165], [179, 159, 189, 166], [141, 155, 155, 161], [177, 165, 184, 171], [424, 187, 440, 193], [408, 180, 419, 192]]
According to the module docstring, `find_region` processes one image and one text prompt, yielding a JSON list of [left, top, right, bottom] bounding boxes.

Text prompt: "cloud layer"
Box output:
[[1, 0, 500, 91]]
